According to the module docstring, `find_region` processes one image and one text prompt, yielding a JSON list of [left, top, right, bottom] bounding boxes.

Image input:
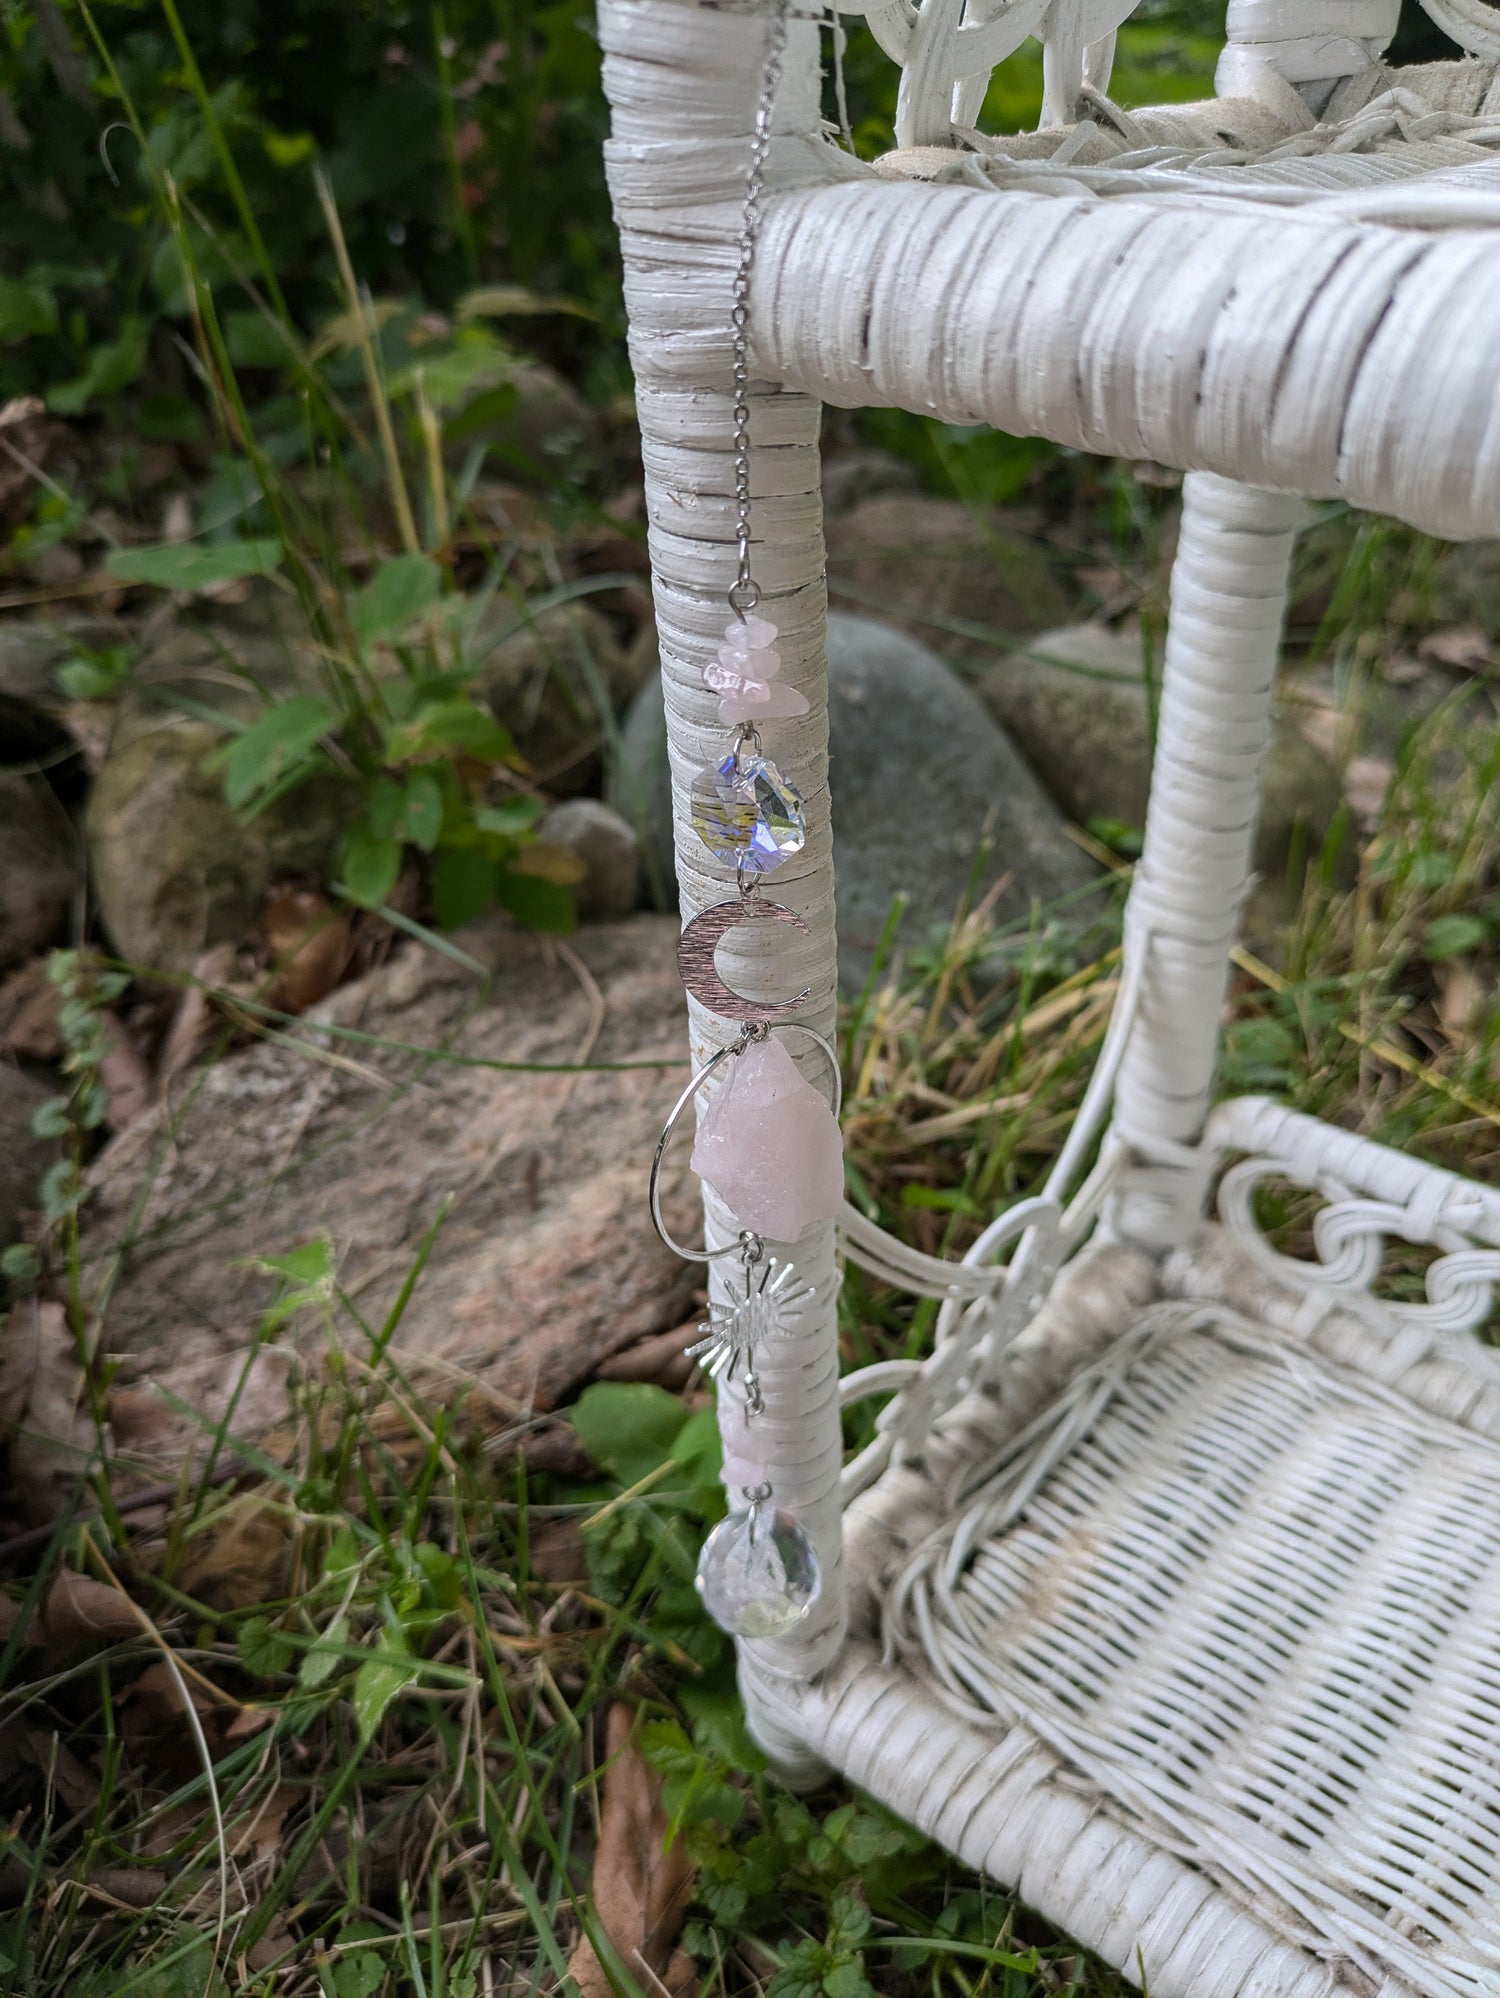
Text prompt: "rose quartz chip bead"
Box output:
[[690, 1034, 843, 1241], [703, 614, 810, 723]]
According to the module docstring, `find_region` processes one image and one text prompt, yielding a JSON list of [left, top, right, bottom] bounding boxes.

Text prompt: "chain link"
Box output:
[[729, 0, 792, 619]]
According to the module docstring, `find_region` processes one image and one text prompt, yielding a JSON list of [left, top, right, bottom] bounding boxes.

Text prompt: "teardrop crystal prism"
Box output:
[[696, 1503, 821, 1638]]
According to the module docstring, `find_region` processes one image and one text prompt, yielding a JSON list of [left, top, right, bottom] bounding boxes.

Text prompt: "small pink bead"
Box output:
[[717, 681, 809, 722], [725, 614, 778, 651], [719, 644, 782, 680]]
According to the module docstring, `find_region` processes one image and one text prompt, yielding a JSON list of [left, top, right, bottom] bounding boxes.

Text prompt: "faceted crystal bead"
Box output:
[[696, 1503, 821, 1638], [688, 751, 805, 874]]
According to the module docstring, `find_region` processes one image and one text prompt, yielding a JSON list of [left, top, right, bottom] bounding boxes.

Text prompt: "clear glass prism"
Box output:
[[696, 1503, 821, 1639]]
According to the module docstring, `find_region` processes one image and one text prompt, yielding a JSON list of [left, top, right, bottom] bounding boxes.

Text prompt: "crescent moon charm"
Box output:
[[677, 898, 813, 1022]]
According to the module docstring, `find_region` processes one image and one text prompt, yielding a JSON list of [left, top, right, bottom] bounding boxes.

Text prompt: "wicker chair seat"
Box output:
[[889, 1293, 1500, 1997]]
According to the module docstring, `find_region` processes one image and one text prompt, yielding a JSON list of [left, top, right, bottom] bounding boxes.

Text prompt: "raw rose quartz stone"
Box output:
[[725, 614, 779, 650], [704, 631, 810, 723], [718, 1392, 774, 1489], [690, 1034, 843, 1241]]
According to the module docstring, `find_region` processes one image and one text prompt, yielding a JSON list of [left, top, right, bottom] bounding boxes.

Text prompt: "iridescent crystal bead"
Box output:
[[696, 1501, 821, 1638], [689, 750, 805, 875]]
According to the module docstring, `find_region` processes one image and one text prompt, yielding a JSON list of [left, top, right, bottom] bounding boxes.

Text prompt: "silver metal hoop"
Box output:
[[647, 1019, 842, 1262]]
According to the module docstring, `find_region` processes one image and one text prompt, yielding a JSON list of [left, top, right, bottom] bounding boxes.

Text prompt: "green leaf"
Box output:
[[139, 1930, 230, 1998], [383, 698, 513, 766], [55, 647, 130, 701], [457, 284, 593, 322], [47, 319, 149, 414], [474, 797, 543, 838], [497, 868, 575, 935], [299, 1611, 350, 1689], [215, 694, 338, 810], [351, 555, 441, 646], [338, 821, 403, 910], [258, 1240, 334, 1286], [1426, 912, 1488, 961], [431, 849, 499, 930], [572, 1381, 688, 1489], [0, 1244, 39, 1285], [767, 1941, 826, 1998], [401, 770, 444, 853], [822, 1959, 876, 1998], [331, 1951, 385, 1998], [40, 1160, 80, 1222], [223, 311, 294, 369], [29, 1096, 71, 1140], [237, 1616, 294, 1677], [353, 1636, 418, 1743], [108, 538, 285, 592], [0, 275, 57, 343]]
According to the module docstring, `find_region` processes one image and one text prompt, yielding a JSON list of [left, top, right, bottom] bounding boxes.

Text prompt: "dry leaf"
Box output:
[[80, 1867, 167, 1908], [1292, 700, 1342, 763], [1343, 755, 1393, 828], [176, 1499, 291, 1611], [39, 1570, 140, 1653], [107, 1346, 293, 1479], [512, 842, 589, 887], [120, 1657, 236, 1768], [0, 1299, 99, 1525], [567, 1704, 695, 1998], [1437, 962, 1483, 1037], [0, 1724, 101, 1811], [596, 1320, 701, 1391], [100, 1012, 152, 1132], [227, 1780, 296, 1863], [156, 942, 249, 1087], [527, 1518, 586, 1586], [259, 886, 355, 1016], [1420, 626, 1494, 673], [0, 959, 63, 1061]]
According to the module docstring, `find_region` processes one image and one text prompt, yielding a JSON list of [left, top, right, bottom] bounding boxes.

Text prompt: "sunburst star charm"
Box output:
[[686, 1258, 813, 1415]]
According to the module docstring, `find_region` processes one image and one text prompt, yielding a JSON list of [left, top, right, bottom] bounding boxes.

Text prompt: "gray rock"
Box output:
[[980, 623, 1345, 905], [606, 667, 675, 910], [469, 599, 642, 797], [821, 448, 921, 517], [443, 353, 602, 482], [0, 1063, 58, 1247], [0, 773, 79, 971], [825, 495, 1077, 667], [84, 594, 354, 974], [611, 611, 1102, 989], [85, 706, 351, 976], [536, 798, 639, 921], [827, 615, 1100, 987], [0, 616, 124, 708], [81, 915, 698, 1464]]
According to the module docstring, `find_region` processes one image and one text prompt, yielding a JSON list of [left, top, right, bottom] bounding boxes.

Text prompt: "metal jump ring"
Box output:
[[647, 1019, 843, 1262]]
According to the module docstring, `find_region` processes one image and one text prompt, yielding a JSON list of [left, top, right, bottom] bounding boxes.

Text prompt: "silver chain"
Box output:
[[728, 0, 792, 619]]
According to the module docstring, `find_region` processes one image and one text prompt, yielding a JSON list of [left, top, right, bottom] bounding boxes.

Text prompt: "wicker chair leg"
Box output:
[[602, 0, 845, 1779], [1108, 473, 1305, 1254]]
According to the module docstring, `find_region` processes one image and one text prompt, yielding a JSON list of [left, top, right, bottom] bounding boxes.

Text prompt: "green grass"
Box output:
[[6, 5, 1500, 1992]]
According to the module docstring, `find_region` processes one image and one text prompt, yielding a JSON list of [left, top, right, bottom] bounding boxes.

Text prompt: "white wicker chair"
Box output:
[[599, 4, 1500, 1990]]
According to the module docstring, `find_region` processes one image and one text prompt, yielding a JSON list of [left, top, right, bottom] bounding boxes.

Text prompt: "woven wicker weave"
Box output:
[[598, 2, 1500, 1987]]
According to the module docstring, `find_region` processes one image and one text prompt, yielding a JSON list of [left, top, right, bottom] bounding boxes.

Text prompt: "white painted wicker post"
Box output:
[[1107, 473, 1304, 1253], [600, 0, 844, 1776]]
